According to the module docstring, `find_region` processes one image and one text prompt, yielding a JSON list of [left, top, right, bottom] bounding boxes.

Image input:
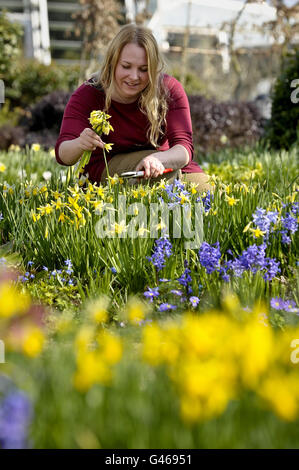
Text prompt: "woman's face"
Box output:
[[113, 43, 149, 103]]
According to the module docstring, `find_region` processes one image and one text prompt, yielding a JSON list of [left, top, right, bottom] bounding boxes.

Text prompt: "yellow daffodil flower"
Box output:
[[104, 143, 114, 152], [250, 227, 266, 238], [31, 143, 41, 152], [58, 212, 66, 223], [0, 282, 31, 318], [226, 196, 239, 206], [22, 327, 45, 358], [139, 188, 147, 197]]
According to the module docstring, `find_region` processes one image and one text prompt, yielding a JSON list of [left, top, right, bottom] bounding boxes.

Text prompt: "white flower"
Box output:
[[18, 169, 27, 178], [78, 174, 88, 186], [43, 171, 52, 181], [60, 171, 67, 183]]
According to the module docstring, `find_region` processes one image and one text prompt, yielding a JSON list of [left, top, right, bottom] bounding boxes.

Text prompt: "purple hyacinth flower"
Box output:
[[263, 258, 280, 281], [281, 213, 297, 234], [199, 241, 221, 274], [197, 190, 213, 213], [291, 202, 299, 216], [147, 237, 173, 272], [0, 390, 33, 449], [280, 230, 291, 245], [177, 268, 192, 287]]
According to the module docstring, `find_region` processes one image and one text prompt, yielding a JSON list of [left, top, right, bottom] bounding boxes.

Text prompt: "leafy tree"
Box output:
[[266, 1, 299, 58], [221, 0, 299, 100], [72, 0, 123, 82], [266, 49, 299, 149], [0, 10, 23, 79]]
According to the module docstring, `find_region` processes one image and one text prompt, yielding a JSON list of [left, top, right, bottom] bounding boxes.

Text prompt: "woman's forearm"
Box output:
[[58, 128, 104, 165], [155, 145, 189, 170], [58, 139, 189, 171], [58, 138, 84, 166]]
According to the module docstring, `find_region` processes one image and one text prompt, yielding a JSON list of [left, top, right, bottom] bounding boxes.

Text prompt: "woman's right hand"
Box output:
[[78, 128, 105, 151]]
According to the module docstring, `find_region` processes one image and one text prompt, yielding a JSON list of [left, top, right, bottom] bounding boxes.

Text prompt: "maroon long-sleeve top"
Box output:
[[55, 73, 203, 183]]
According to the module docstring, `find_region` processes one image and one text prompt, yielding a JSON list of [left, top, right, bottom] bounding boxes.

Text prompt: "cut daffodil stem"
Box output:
[[76, 150, 92, 178], [102, 147, 111, 190], [75, 109, 114, 181], [76, 146, 111, 187]]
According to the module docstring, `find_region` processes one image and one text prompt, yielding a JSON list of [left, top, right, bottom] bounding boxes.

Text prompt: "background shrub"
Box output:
[[0, 10, 23, 79], [266, 50, 299, 150], [0, 89, 266, 152], [0, 90, 71, 149], [18, 90, 71, 132], [0, 124, 25, 150], [189, 95, 265, 154], [170, 67, 209, 96], [15, 90, 71, 149], [5, 60, 80, 109]]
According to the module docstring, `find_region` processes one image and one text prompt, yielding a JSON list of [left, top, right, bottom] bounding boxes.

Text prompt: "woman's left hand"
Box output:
[[135, 154, 165, 179]]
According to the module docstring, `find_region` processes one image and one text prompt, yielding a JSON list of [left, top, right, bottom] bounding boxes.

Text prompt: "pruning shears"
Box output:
[[120, 168, 173, 179]]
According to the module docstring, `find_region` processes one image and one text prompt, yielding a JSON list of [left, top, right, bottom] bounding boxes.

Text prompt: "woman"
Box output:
[[55, 23, 210, 191]]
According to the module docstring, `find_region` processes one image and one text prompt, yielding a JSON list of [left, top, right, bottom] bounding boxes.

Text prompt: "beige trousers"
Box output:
[[101, 149, 211, 192]]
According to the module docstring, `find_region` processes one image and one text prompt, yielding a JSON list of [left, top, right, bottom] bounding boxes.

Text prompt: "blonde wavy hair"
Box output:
[[89, 23, 169, 148]]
